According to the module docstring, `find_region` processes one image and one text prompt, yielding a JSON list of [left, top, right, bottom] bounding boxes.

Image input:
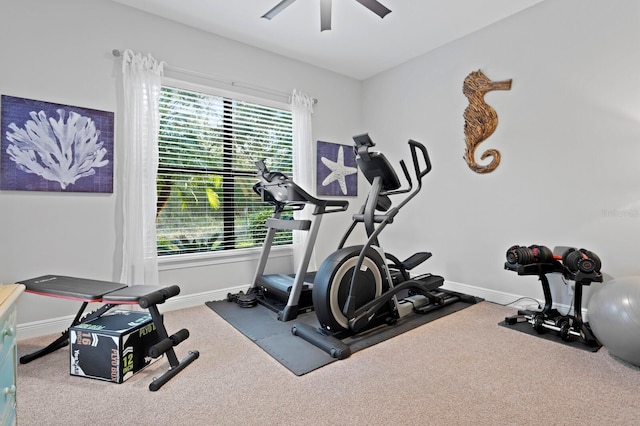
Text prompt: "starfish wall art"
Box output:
[[316, 140, 358, 196]]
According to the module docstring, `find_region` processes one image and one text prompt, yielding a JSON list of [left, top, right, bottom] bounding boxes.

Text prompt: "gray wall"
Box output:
[[361, 0, 640, 306], [0, 0, 363, 335], [2, 0, 639, 336]]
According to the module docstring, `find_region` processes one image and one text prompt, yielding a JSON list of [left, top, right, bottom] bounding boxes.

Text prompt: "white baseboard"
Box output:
[[442, 280, 585, 319], [17, 285, 247, 341], [17, 281, 586, 340], [443, 280, 525, 306]]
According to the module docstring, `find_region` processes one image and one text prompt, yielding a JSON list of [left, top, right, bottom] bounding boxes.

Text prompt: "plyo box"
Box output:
[[70, 310, 159, 383]]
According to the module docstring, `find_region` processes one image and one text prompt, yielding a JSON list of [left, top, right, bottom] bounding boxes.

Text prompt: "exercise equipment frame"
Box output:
[[293, 134, 480, 359], [503, 247, 602, 347], [228, 160, 348, 321], [19, 275, 199, 391]]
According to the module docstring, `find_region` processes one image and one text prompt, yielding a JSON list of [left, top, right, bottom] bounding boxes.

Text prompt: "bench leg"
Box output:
[[149, 350, 200, 391], [20, 303, 116, 364], [145, 303, 199, 391]]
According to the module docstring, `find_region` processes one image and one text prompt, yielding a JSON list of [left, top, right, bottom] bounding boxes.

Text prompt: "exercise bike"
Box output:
[[227, 159, 348, 321], [293, 134, 474, 358]]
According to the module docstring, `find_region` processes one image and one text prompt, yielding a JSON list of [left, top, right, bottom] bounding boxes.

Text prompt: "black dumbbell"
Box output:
[[562, 248, 601, 273], [506, 244, 553, 265]]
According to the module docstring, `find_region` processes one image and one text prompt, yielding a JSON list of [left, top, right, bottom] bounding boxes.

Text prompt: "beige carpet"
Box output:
[[17, 302, 640, 425]]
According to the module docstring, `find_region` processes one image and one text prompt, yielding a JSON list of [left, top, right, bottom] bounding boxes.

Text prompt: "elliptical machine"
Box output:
[[293, 134, 470, 358], [228, 160, 349, 321]]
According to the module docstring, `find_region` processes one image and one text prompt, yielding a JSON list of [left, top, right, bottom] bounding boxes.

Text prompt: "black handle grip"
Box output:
[[170, 328, 190, 346], [148, 329, 190, 358], [148, 338, 173, 358], [324, 199, 350, 211], [138, 285, 181, 309], [408, 140, 432, 179], [161, 285, 181, 299], [138, 291, 165, 309], [399, 159, 412, 188]]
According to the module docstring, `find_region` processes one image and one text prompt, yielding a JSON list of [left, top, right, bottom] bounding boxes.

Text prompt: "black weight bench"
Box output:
[[19, 275, 199, 391]]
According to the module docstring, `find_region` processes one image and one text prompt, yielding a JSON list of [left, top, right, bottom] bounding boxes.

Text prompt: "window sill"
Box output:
[[158, 245, 293, 271]]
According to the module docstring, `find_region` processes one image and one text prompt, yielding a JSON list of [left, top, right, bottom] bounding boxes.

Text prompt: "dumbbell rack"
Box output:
[[504, 260, 602, 347]]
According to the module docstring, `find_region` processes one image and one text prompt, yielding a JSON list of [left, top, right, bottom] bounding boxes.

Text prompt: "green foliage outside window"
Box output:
[[156, 86, 293, 256]]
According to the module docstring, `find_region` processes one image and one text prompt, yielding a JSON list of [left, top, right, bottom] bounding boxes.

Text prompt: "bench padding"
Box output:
[[19, 275, 127, 301]]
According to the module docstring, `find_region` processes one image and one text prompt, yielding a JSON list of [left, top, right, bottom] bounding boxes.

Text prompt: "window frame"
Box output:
[[156, 77, 294, 269]]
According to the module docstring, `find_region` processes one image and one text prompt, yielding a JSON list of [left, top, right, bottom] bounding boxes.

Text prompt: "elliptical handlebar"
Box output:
[[337, 135, 440, 330], [353, 134, 432, 197], [408, 139, 432, 181], [391, 139, 432, 214], [398, 160, 412, 192]]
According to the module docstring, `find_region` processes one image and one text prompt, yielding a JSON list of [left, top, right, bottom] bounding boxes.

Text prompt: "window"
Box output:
[[156, 85, 293, 256]]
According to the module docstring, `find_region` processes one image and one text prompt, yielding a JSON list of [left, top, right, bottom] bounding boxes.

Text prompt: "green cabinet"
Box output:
[[0, 285, 24, 426]]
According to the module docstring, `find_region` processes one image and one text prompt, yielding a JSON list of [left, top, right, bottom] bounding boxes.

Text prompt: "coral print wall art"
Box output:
[[0, 95, 114, 193]]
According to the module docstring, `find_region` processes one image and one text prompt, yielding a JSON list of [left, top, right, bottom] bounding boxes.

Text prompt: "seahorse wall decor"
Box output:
[[462, 69, 512, 174]]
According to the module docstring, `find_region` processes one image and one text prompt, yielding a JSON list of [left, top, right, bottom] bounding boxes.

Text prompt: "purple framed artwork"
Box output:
[[1, 95, 114, 193], [316, 140, 357, 196]]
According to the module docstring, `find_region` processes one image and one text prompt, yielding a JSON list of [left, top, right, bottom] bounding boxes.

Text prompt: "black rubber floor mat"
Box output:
[[498, 319, 601, 352], [206, 300, 335, 375], [206, 295, 482, 375]]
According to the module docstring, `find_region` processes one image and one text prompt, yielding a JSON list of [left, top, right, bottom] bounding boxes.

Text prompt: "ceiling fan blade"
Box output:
[[320, 0, 332, 31], [262, 0, 297, 20], [354, 0, 391, 19]]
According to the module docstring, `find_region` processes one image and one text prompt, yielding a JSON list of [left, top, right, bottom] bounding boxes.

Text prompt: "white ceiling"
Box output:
[[109, 0, 544, 80]]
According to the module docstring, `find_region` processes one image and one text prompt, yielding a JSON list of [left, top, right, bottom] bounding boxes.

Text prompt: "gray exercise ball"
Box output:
[[588, 276, 640, 366]]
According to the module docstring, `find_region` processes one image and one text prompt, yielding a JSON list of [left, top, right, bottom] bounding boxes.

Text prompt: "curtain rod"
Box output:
[[112, 49, 317, 104]]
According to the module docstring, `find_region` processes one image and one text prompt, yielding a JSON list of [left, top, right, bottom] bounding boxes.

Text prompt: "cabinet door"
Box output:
[[0, 347, 17, 426], [0, 285, 22, 426], [0, 306, 17, 364]]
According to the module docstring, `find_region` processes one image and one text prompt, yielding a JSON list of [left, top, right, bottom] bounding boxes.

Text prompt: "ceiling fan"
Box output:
[[262, 0, 392, 32]]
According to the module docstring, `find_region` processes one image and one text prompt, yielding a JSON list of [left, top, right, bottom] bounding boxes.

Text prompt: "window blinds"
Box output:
[[156, 85, 293, 256]]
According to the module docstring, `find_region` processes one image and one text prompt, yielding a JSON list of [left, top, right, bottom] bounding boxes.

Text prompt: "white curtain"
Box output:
[[119, 50, 164, 285], [291, 89, 316, 270]]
